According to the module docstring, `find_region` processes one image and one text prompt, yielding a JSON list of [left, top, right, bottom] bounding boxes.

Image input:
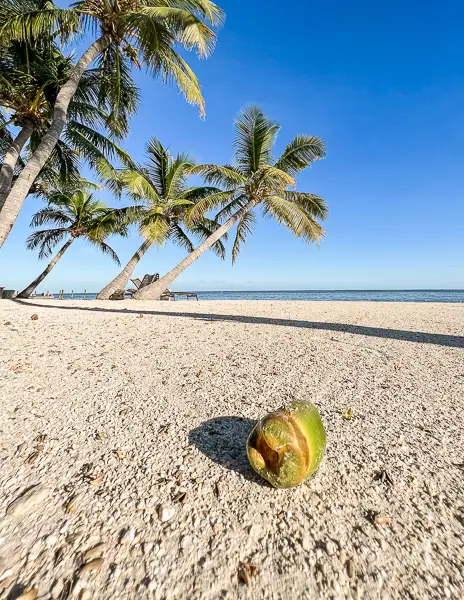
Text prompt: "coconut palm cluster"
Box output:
[[0, 0, 328, 300]]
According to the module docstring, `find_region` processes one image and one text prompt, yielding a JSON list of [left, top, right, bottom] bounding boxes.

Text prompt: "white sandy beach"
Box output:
[[0, 299, 463, 599]]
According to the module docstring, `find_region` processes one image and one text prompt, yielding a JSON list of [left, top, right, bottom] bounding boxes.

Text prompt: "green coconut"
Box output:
[[246, 400, 326, 488]]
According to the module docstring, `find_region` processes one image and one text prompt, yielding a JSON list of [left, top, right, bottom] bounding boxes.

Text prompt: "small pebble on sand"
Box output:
[[158, 504, 176, 523]]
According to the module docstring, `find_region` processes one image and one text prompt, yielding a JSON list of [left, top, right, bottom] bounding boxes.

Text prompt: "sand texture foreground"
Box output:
[[0, 299, 463, 600]]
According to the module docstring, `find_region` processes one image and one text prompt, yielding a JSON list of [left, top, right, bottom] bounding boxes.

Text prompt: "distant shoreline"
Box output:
[[26, 289, 464, 303], [32, 288, 464, 294]]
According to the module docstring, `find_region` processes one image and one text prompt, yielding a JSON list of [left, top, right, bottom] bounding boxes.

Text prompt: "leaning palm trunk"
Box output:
[[0, 36, 111, 249], [134, 197, 259, 300], [97, 239, 152, 300], [0, 122, 34, 214], [17, 238, 73, 298]]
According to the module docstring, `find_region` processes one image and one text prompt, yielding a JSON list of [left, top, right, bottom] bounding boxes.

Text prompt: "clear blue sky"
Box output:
[[1, 0, 463, 292]]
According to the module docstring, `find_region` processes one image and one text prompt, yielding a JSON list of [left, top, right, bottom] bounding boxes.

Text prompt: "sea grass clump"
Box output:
[[246, 400, 326, 488]]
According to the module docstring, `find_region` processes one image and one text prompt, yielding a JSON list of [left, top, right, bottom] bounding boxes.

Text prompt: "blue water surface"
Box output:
[[58, 290, 464, 302]]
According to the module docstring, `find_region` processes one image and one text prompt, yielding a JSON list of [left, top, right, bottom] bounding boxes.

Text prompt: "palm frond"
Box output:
[[181, 185, 222, 201], [168, 222, 195, 253], [118, 168, 160, 203], [30, 206, 71, 228], [113, 204, 146, 226], [145, 137, 170, 196], [150, 0, 225, 27], [143, 45, 205, 116], [0, 117, 14, 158], [140, 211, 171, 244], [67, 100, 110, 130], [26, 227, 68, 259], [214, 194, 248, 221], [0, 3, 78, 45], [189, 217, 227, 259], [85, 207, 131, 240], [231, 210, 255, 263], [234, 106, 280, 175], [72, 68, 101, 106], [93, 46, 140, 138], [87, 239, 120, 264], [187, 188, 236, 223], [94, 157, 125, 197], [28, 184, 129, 260], [45, 139, 81, 184], [254, 165, 296, 189], [284, 191, 328, 220], [187, 163, 246, 186], [163, 197, 194, 210], [274, 135, 326, 175], [139, 6, 217, 57], [165, 152, 194, 197], [264, 196, 326, 243], [64, 120, 135, 167], [76, 178, 102, 191]]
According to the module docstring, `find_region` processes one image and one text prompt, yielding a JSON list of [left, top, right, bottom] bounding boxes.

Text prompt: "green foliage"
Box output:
[[231, 209, 255, 263], [0, 0, 225, 117], [27, 181, 131, 261], [0, 112, 16, 159], [92, 46, 140, 137], [0, 3, 139, 189], [187, 105, 328, 261], [234, 106, 280, 175], [274, 135, 326, 176], [99, 136, 226, 256], [0, 0, 78, 45]]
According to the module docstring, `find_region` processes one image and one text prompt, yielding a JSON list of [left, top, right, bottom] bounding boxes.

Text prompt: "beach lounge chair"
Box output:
[[109, 274, 159, 300], [160, 290, 198, 301], [132, 274, 159, 290]]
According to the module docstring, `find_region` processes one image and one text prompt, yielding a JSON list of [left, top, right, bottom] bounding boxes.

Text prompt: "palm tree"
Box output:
[[0, 0, 224, 248], [0, 15, 137, 237], [133, 106, 328, 300], [17, 184, 130, 298], [97, 137, 226, 299]]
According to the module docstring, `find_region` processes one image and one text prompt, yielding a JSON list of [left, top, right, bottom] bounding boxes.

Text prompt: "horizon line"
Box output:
[[47, 288, 464, 294]]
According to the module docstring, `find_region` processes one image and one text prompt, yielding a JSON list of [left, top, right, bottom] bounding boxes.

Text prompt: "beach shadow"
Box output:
[[189, 416, 265, 484], [11, 299, 464, 349], [7, 584, 26, 600]]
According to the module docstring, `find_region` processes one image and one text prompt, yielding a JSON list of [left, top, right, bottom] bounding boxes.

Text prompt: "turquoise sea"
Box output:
[[58, 290, 464, 302]]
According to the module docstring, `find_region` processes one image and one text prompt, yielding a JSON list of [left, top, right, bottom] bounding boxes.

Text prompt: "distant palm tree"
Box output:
[[134, 106, 328, 300], [18, 184, 129, 298], [0, 0, 224, 248], [97, 138, 226, 299]]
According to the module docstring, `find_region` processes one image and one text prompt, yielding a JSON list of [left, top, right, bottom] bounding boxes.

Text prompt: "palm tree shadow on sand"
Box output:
[[189, 416, 268, 485]]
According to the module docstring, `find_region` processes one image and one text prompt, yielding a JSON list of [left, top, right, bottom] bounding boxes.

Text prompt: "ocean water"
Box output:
[[55, 290, 464, 302]]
